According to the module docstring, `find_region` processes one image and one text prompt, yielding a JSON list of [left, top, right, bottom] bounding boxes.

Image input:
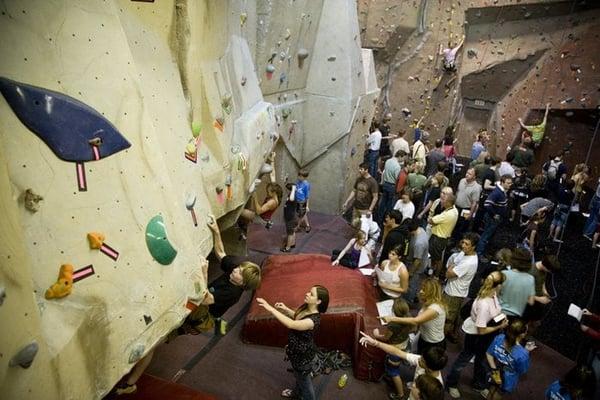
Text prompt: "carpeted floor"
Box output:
[[109, 210, 592, 399]]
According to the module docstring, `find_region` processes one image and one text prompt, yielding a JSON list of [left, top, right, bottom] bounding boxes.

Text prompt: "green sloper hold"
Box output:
[[191, 122, 202, 138], [145, 215, 177, 265]]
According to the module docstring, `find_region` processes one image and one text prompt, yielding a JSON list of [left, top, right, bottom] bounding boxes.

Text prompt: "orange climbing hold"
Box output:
[[87, 232, 105, 249], [45, 264, 74, 299]]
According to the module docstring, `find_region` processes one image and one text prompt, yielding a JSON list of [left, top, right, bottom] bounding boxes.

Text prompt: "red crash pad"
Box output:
[[241, 254, 385, 381]]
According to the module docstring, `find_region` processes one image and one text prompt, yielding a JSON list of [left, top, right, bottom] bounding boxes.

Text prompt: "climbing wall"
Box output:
[[0, 1, 377, 399], [0, 1, 274, 399], [257, 0, 380, 213], [359, 0, 600, 156]]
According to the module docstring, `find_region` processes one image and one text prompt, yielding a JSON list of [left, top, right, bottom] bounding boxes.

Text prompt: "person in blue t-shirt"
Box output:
[[485, 319, 530, 398], [545, 365, 595, 400], [295, 169, 312, 233]]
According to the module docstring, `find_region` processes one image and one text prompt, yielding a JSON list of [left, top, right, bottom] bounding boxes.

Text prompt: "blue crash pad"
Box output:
[[0, 77, 131, 162]]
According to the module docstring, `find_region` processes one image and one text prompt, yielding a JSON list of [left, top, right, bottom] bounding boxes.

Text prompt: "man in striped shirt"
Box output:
[[476, 175, 513, 257]]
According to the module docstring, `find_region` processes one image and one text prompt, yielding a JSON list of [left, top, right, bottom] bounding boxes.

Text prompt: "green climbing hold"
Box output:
[[145, 215, 177, 265], [192, 122, 202, 138]]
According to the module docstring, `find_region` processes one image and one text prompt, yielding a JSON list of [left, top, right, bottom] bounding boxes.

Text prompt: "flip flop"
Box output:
[[281, 388, 294, 398]]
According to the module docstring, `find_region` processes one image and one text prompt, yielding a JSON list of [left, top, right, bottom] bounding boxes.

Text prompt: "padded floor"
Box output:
[[242, 254, 385, 381]]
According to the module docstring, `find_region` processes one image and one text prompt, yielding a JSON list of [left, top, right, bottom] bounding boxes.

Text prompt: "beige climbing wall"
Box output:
[[0, 0, 376, 399], [0, 0, 276, 399]]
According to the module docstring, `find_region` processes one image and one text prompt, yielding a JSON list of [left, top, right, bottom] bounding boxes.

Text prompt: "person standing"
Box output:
[[428, 193, 459, 278], [281, 183, 298, 252], [391, 130, 410, 159], [477, 175, 512, 257], [446, 271, 509, 398], [453, 168, 482, 240], [471, 131, 487, 161], [295, 169, 312, 233], [412, 131, 430, 166], [499, 248, 536, 319], [426, 139, 446, 177], [257, 285, 330, 400], [365, 121, 382, 178], [407, 220, 431, 303], [342, 163, 379, 221], [379, 210, 410, 264], [584, 178, 600, 240], [393, 189, 415, 221], [442, 233, 480, 342], [379, 151, 403, 223], [375, 246, 410, 299]]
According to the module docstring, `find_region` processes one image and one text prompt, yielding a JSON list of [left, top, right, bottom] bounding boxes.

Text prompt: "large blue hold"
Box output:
[[0, 77, 131, 162]]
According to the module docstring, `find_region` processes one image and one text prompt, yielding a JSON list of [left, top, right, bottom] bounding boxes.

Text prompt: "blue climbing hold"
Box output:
[[0, 77, 131, 162]]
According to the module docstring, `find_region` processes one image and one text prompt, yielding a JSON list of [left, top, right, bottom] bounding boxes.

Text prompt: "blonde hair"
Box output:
[[239, 261, 261, 290], [477, 271, 505, 299], [420, 278, 445, 308]]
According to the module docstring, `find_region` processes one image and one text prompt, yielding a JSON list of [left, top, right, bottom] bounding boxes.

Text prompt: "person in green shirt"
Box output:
[[518, 103, 550, 145]]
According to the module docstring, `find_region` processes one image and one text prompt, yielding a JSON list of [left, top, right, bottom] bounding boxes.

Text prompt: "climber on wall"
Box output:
[[519, 103, 551, 147], [442, 35, 465, 73]]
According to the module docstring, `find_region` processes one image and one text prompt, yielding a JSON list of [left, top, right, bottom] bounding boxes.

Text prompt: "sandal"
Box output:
[[281, 388, 294, 398]]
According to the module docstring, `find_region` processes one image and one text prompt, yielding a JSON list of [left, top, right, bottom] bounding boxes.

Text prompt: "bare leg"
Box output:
[[593, 232, 599, 248], [240, 209, 256, 222], [126, 349, 155, 386], [286, 232, 296, 249], [391, 376, 404, 398]]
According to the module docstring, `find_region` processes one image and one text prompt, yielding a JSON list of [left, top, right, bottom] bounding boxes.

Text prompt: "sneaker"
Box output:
[[215, 319, 228, 336], [265, 220, 273, 229], [388, 393, 403, 400], [448, 387, 461, 398], [114, 382, 137, 395], [552, 238, 564, 243], [475, 388, 489, 398], [584, 234, 593, 241]]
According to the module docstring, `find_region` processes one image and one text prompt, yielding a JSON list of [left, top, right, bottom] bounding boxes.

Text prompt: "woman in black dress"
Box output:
[[257, 285, 330, 399]]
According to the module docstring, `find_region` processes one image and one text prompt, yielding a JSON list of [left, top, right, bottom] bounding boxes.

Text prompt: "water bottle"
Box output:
[[337, 373, 348, 389]]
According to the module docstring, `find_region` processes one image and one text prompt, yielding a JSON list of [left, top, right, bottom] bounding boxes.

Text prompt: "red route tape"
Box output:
[[73, 264, 95, 283], [76, 162, 87, 191], [100, 243, 119, 261]]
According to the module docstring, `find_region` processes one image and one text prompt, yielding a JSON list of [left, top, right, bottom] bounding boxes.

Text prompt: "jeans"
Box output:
[[366, 149, 379, 179], [293, 367, 315, 400], [446, 333, 489, 390], [584, 196, 600, 236], [477, 213, 500, 256], [378, 182, 396, 223]]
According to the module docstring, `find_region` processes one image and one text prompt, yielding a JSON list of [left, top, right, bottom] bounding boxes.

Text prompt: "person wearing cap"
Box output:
[[412, 131, 430, 166], [499, 247, 535, 318]]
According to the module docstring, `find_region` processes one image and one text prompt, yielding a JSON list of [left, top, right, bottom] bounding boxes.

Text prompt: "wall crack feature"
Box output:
[[169, 0, 191, 105]]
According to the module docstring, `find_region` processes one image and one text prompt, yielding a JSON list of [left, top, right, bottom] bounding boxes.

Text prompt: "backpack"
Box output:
[[545, 160, 561, 181]]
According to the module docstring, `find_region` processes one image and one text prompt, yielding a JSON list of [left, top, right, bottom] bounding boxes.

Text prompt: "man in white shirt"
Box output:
[[393, 189, 415, 220], [365, 121, 382, 178], [443, 232, 479, 342], [390, 130, 410, 158]]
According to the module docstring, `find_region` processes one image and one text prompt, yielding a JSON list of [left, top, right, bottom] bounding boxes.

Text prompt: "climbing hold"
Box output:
[[401, 108, 411, 117], [240, 12, 247, 26], [221, 94, 232, 115], [467, 48, 478, 58], [297, 48, 309, 68], [185, 141, 197, 156], [129, 343, 145, 364], [145, 215, 178, 265], [9, 341, 39, 369], [327, 55, 337, 62], [260, 163, 273, 176], [143, 315, 152, 325], [45, 264, 74, 300], [350, 147, 357, 157], [279, 72, 287, 86], [87, 232, 105, 249], [241, 76, 247, 86], [23, 189, 43, 213], [0, 77, 131, 162], [214, 117, 225, 132], [284, 29, 291, 40], [191, 122, 202, 138], [0, 286, 5, 306], [266, 64, 275, 80], [281, 108, 291, 119]]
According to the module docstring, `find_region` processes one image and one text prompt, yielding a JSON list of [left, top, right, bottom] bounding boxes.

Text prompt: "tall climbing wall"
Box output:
[[251, 0, 380, 213], [0, 1, 377, 399], [359, 0, 600, 156]]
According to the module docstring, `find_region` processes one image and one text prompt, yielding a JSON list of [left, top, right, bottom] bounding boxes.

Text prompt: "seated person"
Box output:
[[112, 215, 261, 395], [332, 230, 372, 269]]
